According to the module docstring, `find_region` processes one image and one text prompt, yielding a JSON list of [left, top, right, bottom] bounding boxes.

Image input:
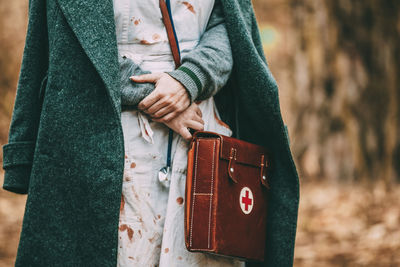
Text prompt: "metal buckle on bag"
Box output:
[[260, 155, 270, 189], [228, 147, 238, 183]]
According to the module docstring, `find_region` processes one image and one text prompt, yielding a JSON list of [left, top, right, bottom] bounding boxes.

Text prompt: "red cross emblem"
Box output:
[[240, 187, 254, 214]]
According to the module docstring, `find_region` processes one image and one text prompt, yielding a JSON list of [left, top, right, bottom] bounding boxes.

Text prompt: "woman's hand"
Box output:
[[130, 72, 190, 123], [152, 102, 204, 141]]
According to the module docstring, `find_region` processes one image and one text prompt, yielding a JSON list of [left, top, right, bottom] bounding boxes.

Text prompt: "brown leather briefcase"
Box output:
[[185, 131, 271, 262]]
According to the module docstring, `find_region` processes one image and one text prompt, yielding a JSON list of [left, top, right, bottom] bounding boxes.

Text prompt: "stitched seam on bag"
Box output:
[[189, 140, 200, 247], [191, 248, 214, 252], [208, 140, 216, 249]]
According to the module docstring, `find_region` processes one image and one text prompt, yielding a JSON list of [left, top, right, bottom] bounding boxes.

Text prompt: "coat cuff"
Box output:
[[167, 62, 207, 103], [2, 141, 35, 194], [3, 166, 32, 194]]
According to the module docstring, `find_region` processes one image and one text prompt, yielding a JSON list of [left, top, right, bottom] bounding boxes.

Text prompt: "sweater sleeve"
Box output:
[[119, 56, 155, 107], [120, 0, 233, 106], [166, 0, 233, 103]]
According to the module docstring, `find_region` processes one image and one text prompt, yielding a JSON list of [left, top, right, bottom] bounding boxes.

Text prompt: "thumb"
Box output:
[[130, 73, 163, 83], [179, 127, 193, 141]]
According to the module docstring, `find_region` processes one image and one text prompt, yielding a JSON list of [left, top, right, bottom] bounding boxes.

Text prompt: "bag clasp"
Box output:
[[228, 147, 238, 183], [260, 155, 270, 189]]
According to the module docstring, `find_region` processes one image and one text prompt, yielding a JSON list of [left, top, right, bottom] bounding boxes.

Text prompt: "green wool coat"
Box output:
[[2, 0, 300, 266]]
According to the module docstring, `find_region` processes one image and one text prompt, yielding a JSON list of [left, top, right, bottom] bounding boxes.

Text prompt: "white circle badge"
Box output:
[[239, 187, 254, 214]]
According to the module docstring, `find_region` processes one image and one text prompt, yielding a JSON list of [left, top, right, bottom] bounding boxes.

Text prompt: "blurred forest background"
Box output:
[[0, 0, 399, 266]]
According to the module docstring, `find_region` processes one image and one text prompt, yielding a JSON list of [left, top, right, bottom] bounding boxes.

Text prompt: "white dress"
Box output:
[[114, 0, 245, 266]]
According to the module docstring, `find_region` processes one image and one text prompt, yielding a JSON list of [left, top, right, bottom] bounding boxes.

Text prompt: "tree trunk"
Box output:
[[254, 0, 400, 183]]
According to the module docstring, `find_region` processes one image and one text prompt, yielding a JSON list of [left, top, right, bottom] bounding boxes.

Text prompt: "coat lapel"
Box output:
[[56, 0, 121, 114]]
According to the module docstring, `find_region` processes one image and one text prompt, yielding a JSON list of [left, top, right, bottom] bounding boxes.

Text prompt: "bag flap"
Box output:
[[191, 131, 270, 168]]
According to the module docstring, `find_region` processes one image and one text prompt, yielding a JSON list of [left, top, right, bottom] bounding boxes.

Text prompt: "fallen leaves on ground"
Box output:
[[1, 172, 399, 266], [295, 181, 400, 266]]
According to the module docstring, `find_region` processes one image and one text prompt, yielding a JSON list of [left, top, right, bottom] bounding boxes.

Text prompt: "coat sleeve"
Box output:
[[166, 0, 233, 103], [2, 0, 48, 194]]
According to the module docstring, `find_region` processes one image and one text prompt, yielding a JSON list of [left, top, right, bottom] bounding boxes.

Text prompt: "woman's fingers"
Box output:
[[186, 102, 202, 116], [158, 111, 179, 123], [144, 97, 170, 115], [179, 127, 193, 141], [153, 102, 205, 140], [137, 73, 191, 118], [150, 103, 175, 119], [138, 91, 163, 110], [146, 93, 182, 115], [130, 73, 163, 83], [185, 120, 204, 132], [195, 108, 202, 117], [192, 114, 204, 124]]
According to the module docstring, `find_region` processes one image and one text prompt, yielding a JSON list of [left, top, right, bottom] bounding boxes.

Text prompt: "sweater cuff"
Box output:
[[167, 62, 207, 103]]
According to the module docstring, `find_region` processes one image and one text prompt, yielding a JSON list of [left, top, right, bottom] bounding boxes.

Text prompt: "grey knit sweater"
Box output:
[[119, 0, 232, 107]]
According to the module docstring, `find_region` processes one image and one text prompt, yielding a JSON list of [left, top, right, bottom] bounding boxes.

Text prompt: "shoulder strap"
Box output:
[[159, 0, 181, 69]]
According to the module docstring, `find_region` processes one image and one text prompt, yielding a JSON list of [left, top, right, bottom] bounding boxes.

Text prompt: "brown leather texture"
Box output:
[[185, 131, 271, 262]]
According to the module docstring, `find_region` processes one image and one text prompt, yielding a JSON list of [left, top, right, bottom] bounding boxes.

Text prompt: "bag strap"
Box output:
[[159, 0, 181, 69], [157, 0, 180, 176]]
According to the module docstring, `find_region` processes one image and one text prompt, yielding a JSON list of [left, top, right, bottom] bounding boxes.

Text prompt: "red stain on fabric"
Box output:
[[176, 197, 184, 205], [182, 1, 196, 14], [130, 17, 141, 25], [124, 175, 131, 182], [128, 256, 134, 260], [130, 162, 136, 168], [127, 227, 134, 241], [152, 33, 161, 41], [120, 193, 125, 212], [157, 214, 161, 219], [119, 224, 128, 231], [119, 224, 134, 241], [140, 39, 151, 45], [164, 248, 169, 253], [138, 229, 142, 238], [178, 256, 183, 260], [148, 233, 158, 243], [132, 186, 140, 200], [125, 154, 128, 159]]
